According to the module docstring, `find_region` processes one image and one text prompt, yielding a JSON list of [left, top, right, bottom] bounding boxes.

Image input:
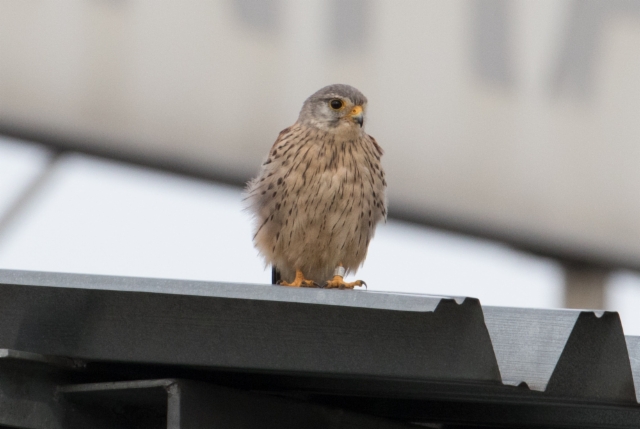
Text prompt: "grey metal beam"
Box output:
[[0, 269, 501, 384], [483, 306, 636, 403], [0, 350, 419, 429], [0, 349, 86, 429], [483, 306, 580, 390], [1, 270, 640, 428], [545, 311, 634, 401], [61, 379, 417, 429], [173, 379, 415, 429], [0, 349, 147, 429], [625, 335, 640, 403], [62, 380, 173, 429], [322, 395, 640, 429]]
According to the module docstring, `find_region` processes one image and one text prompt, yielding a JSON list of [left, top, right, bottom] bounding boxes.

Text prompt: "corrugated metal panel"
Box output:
[[483, 306, 636, 401], [0, 270, 500, 383], [0, 269, 639, 428]]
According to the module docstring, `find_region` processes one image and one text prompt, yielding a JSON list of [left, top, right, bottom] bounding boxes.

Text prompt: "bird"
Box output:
[[245, 84, 387, 289]]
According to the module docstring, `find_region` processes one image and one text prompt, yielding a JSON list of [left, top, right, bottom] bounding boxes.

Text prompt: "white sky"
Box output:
[[1, 136, 640, 334]]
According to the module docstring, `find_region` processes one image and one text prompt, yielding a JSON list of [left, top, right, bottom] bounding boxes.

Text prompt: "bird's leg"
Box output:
[[278, 269, 318, 287], [324, 264, 366, 289]]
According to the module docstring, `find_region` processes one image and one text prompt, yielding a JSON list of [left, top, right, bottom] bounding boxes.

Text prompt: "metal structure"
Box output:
[[1, 269, 639, 428]]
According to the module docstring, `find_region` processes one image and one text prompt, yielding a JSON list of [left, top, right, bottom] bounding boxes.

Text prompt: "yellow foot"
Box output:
[[324, 275, 366, 290], [278, 269, 319, 288]]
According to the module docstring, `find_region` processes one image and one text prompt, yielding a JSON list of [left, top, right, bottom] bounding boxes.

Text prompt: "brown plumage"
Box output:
[[245, 84, 387, 288]]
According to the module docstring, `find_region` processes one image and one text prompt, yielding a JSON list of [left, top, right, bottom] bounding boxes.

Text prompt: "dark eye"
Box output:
[[329, 99, 343, 110]]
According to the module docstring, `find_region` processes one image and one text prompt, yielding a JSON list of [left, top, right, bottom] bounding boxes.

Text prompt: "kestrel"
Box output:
[[245, 84, 387, 289]]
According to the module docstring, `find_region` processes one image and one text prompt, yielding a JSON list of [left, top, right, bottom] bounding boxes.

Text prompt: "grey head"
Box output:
[[298, 84, 368, 131]]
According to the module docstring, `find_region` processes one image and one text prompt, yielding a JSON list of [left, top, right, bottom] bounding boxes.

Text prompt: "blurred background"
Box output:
[[1, 1, 640, 331]]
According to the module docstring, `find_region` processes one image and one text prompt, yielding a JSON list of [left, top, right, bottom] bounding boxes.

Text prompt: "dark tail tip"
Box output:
[[271, 266, 281, 285]]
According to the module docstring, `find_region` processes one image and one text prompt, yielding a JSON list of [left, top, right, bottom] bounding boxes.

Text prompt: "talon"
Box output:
[[300, 279, 318, 288], [324, 275, 366, 290], [278, 269, 319, 288]]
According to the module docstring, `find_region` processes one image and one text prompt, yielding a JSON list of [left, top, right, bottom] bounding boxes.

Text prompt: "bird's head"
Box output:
[[298, 84, 368, 134]]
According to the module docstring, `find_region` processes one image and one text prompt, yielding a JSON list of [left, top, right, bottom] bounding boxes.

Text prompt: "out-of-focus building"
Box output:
[[1, 0, 640, 307]]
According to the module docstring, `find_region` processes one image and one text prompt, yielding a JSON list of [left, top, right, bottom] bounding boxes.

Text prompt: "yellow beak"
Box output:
[[349, 105, 364, 127]]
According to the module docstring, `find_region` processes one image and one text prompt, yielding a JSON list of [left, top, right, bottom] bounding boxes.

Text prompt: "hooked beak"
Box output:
[[349, 105, 364, 127]]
